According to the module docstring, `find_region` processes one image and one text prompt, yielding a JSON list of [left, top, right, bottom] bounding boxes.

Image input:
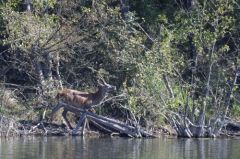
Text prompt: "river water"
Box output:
[[0, 136, 240, 159]]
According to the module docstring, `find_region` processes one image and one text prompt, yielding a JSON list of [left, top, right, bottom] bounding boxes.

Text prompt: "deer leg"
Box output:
[[62, 109, 73, 130], [86, 118, 90, 130], [50, 103, 64, 121]]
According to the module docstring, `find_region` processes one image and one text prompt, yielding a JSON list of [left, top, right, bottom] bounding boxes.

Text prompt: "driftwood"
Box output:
[[168, 110, 240, 138], [53, 102, 155, 137]]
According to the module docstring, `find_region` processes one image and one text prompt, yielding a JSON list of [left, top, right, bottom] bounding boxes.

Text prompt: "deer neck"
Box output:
[[92, 86, 107, 105]]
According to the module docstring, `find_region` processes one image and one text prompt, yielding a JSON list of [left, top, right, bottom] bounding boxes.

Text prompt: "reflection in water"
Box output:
[[0, 136, 240, 159]]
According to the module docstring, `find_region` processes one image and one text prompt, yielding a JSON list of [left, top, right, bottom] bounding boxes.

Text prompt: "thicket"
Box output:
[[0, 0, 240, 137]]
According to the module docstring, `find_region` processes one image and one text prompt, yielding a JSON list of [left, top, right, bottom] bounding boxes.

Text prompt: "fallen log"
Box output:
[[80, 112, 155, 137], [88, 119, 113, 133], [52, 102, 155, 137], [86, 113, 138, 137]]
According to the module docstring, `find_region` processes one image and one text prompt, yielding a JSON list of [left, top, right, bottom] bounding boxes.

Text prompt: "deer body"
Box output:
[[50, 80, 116, 129]]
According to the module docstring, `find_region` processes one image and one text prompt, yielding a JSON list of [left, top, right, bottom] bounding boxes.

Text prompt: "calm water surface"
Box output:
[[0, 136, 240, 159]]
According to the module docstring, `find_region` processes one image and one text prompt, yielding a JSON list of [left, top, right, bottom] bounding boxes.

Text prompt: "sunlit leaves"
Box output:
[[32, 0, 57, 10], [2, 5, 58, 53]]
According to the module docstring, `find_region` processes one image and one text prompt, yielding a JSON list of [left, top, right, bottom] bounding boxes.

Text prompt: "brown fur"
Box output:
[[56, 89, 93, 108], [50, 80, 116, 129]]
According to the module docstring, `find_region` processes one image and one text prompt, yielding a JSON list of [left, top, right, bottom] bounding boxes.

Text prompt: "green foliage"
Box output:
[[122, 0, 240, 125], [0, 0, 240, 127], [231, 101, 240, 119], [2, 8, 58, 51]]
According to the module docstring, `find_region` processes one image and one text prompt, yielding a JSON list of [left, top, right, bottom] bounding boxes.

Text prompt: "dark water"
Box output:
[[0, 136, 240, 159]]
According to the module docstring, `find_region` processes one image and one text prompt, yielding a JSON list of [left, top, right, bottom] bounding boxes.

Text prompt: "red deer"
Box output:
[[50, 79, 116, 129]]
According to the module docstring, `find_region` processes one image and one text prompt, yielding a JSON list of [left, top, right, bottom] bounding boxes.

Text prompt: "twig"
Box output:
[[89, 93, 126, 109], [136, 23, 154, 43], [29, 123, 41, 133]]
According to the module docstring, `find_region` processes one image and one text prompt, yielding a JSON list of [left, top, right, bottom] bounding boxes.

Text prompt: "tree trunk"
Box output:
[[223, 70, 239, 119], [197, 44, 214, 137], [188, 33, 198, 122], [163, 74, 174, 98], [217, 70, 240, 133], [45, 52, 53, 81], [55, 52, 63, 89], [35, 62, 45, 86]]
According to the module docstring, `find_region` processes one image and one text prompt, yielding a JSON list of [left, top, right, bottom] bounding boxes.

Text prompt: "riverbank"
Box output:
[[1, 114, 240, 138], [0, 114, 155, 137]]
